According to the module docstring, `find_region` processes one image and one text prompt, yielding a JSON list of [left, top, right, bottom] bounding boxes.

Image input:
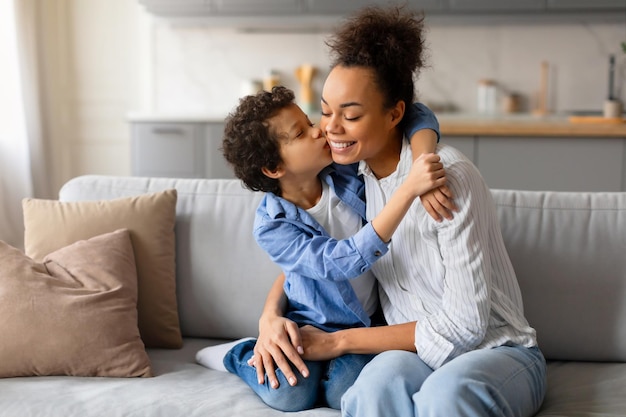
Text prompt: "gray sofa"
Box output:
[[1, 174, 625, 417]]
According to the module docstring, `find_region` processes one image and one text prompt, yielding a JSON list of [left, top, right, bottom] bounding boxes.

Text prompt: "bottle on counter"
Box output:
[[477, 79, 497, 115]]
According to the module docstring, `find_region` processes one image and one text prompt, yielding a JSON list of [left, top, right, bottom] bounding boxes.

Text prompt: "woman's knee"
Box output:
[[343, 351, 430, 417], [345, 351, 429, 398]]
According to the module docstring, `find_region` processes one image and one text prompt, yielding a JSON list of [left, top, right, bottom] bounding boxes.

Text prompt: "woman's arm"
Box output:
[[299, 322, 417, 361], [252, 273, 309, 388]]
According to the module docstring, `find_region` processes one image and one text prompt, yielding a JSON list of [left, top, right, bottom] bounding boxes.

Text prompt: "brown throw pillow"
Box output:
[[0, 229, 152, 377], [22, 189, 182, 349]]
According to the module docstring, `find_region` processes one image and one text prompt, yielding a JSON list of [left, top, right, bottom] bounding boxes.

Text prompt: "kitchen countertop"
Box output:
[[128, 112, 626, 138], [439, 113, 626, 137]]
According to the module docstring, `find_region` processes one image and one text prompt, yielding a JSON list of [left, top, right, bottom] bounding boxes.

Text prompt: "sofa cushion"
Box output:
[[22, 189, 181, 349], [492, 189, 626, 361], [0, 229, 152, 378]]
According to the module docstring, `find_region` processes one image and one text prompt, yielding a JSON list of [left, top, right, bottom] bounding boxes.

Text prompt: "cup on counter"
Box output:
[[502, 93, 522, 114], [240, 79, 263, 96], [263, 71, 280, 92], [603, 99, 623, 118]]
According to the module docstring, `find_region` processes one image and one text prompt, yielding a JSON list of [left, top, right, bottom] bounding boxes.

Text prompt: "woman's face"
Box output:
[[320, 65, 403, 174]]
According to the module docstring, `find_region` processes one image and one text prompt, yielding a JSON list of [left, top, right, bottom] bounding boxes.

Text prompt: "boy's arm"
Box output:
[[371, 153, 446, 242], [405, 103, 458, 222], [253, 273, 309, 388]]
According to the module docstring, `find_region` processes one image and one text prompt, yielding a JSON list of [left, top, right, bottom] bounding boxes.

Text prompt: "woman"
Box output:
[[255, 5, 547, 417]]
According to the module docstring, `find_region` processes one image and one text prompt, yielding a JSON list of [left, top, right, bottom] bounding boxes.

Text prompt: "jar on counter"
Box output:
[[477, 79, 497, 114]]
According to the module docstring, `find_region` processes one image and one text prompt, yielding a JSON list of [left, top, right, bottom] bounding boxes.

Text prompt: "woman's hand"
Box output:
[[420, 184, 457, 222], [250, 314, 309, 389], [300, 325, 342, 361]]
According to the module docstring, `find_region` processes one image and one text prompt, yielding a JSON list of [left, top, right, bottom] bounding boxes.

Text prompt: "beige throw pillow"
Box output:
[[0, 229, 152, 377], [22, 189, 182, 349]]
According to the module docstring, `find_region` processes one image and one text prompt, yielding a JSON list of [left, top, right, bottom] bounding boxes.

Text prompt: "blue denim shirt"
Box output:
[[253, 103, 439, 333]]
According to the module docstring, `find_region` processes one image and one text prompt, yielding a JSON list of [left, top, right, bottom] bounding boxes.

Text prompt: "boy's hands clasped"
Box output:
[[408, 153, 457, 222]]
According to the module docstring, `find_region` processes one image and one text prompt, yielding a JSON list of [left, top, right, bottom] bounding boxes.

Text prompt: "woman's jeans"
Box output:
[[224, 339, 374, 412], [342, 345, 547, 417]]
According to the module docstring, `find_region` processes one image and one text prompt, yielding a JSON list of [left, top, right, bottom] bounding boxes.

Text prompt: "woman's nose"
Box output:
[[323, 115, 340, 136]]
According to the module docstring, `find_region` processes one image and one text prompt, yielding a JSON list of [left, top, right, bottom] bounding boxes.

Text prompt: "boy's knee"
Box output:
[[257, 376, 319, 412]]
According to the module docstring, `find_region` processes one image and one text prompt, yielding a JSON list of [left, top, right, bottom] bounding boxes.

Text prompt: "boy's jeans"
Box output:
[[224, 339, 373, 412]]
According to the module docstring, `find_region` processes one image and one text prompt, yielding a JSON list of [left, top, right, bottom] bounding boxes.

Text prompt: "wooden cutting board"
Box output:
[[568, 116, 626, 124]]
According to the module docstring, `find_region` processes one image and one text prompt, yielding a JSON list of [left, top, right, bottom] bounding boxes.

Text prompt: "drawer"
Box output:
[[131, 123, 206, 178]]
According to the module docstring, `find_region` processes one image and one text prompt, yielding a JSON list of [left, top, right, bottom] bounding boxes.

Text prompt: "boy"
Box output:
[[196, 86, 446, 411]]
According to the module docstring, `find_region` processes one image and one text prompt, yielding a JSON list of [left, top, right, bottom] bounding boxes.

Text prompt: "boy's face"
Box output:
[[268, 103, 333, 179]]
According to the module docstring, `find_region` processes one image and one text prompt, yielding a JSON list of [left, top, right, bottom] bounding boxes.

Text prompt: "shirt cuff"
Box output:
[[351, 222, 389, 272]]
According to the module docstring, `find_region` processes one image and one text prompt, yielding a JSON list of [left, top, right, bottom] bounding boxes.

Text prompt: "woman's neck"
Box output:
[[365, 131, 403, 179]]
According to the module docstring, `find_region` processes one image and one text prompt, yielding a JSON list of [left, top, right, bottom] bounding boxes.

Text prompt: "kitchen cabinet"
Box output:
[[137, 0, 626, 22], [476, 136, 625, 192], [130, 120, 234, 179], [447, 0, 545, 12], [441, 135, 626, 192], [546, 0, 626, 11], [305, 0, 395, 14], [213, 0, 301, 15], [137, 0, 208, 17], [441, 136, 477, 163]]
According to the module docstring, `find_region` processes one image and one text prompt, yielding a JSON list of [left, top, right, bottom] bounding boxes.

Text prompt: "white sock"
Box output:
[[195, 337, 255, 372]]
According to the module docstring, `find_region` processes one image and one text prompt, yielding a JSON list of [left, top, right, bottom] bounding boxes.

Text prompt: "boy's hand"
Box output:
[[420, 185, 457, 222], [405, 153, 447, 198], [249, 314, 309, 389]]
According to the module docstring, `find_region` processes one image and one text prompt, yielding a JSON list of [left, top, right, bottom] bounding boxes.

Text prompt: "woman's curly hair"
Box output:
[[325, 5, 426, 130], [222, 86, 295, 195]]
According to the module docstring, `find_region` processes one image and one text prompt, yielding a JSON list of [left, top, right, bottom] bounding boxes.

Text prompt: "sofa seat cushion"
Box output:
[[535, 361, 626, 416], [0, 338, 339, 417]]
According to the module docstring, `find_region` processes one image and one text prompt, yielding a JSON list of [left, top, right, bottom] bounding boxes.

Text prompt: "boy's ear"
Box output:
[[261, 165, 284, 179]]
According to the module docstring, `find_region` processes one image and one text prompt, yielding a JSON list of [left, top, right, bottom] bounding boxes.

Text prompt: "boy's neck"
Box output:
[[279, 176, 323, 210]]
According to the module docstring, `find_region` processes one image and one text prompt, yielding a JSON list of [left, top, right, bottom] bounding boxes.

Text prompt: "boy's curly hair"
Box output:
[[326, 5, 426, 130], [222, 86, 295, 195]]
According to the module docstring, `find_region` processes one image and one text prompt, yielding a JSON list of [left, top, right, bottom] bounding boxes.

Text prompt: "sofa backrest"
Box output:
[[59, 175, 282, 340], [60, 176, 626, 362], [491, 189, 626, 362]]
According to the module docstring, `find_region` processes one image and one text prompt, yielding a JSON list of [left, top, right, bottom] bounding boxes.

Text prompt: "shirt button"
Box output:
[[374, 250, 382, 257]]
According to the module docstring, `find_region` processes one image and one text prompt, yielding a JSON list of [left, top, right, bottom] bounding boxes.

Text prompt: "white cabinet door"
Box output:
[[131, 122, 206, 178]]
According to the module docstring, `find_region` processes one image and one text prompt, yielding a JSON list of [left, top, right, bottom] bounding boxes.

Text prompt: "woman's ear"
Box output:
[[261, 165, 284, 179], [389, 100, 406, 128]]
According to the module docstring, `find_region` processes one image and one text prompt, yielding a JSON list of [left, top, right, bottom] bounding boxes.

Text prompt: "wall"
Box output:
[[47, 2, 626, 193], [149, 18, 626, 116], [40, 0, 149, 194]]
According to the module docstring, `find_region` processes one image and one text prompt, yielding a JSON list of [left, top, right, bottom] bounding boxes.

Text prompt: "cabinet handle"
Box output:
[[152, 127, 185, 135]]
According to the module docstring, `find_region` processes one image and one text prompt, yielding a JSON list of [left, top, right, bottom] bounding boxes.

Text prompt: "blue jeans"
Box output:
[[342, 345, 547, 417], [224, 339, 374, 412]]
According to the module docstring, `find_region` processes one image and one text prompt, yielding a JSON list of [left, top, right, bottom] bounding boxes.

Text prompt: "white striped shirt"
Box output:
[[359, 142, 537, 369]]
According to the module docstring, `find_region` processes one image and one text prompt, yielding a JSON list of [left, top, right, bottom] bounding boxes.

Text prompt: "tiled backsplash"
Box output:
[[151, 20, 626, 117]]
